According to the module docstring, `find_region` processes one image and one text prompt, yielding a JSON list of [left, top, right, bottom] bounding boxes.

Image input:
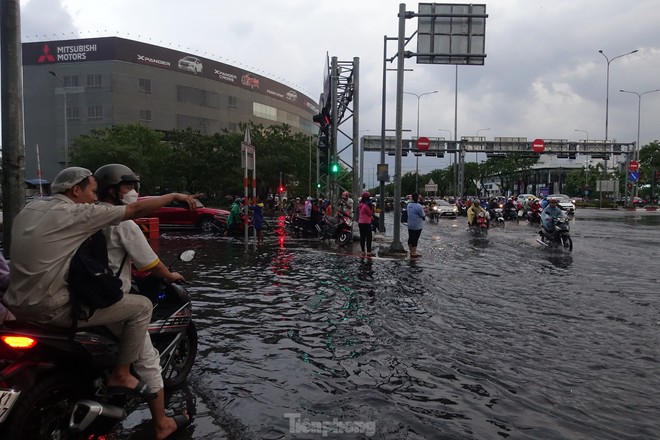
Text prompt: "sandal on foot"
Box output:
[[162, 412, 193, 440]]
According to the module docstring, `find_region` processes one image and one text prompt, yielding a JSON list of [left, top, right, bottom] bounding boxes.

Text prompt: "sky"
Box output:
[[15, 0, 660, 188]]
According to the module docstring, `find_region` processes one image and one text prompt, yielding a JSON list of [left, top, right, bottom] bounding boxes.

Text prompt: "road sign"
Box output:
[[531, 138, 545, 153], [629, 171, 639, 182], [629, 160, 639, 172], [417, 136, 430, 152]]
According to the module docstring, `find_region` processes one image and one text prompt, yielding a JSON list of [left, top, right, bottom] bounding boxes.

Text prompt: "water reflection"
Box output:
[[116, 211, 660, 440]]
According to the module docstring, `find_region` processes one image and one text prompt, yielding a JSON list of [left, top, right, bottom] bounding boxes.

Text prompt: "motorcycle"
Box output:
[[488, 207, 505, 228], [320, 212, 353, 246], [503, 205, 519, 223], [0, 250, 198, 440], [467, 212, 489, 236], [525, 205, 543, 225], [286, 214, 323, 238], [537, 217, 573, 251]]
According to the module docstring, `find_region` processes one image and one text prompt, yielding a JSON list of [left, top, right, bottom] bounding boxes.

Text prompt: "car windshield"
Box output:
[[549, 194, 570, 201], [437, 200, 451, 206]]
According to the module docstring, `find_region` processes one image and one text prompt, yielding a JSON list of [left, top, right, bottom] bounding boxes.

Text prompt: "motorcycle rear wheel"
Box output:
[[336, 230, 351, 247], [163, 321, 198, 389], [1, 373, 85, 440]]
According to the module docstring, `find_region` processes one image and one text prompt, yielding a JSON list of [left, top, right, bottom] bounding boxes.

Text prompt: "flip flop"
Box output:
[[106, 379, 157, 401]]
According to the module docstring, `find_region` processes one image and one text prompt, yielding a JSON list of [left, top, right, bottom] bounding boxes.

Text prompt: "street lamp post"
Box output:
[[598, 49, 637, 172], [49, 71, 69, 168], [404, 90, 437, 193], [619, 88, 660, 201], [438, 129, 453, 196]]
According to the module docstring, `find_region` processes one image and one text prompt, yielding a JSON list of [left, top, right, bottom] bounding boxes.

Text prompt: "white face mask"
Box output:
[[121, 189, 139, 205]]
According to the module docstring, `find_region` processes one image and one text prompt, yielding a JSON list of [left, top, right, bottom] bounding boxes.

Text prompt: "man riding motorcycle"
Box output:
[[541, 198, 567, 232]]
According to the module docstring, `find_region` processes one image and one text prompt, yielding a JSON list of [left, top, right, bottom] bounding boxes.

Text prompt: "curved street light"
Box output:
[[619, 88, 660, 160], [620, 88, 660, 203], [404, 90, 438, 192], [599, 49, 638, 142], [573, 129, 589, 141], [476, 128, 490, 138]]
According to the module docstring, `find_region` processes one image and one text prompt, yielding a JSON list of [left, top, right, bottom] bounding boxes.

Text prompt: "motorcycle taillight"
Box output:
[[1, 335, 37, 350]]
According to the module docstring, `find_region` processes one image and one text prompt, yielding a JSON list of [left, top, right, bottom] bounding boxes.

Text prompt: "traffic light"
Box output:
[[312, 106, 332, 127], [279, 185, 285, 193], [316, 182, 321, 189], [330, 162, 340, 174]]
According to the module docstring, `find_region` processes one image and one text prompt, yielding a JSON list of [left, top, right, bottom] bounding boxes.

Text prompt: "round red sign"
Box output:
[[531, 138, 545, 153], [417, 136, 430, 152], [629, 160, 639, 172]]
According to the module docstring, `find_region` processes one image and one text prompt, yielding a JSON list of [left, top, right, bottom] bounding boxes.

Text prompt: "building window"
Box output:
[[228, 96, 238, 109], [86, 74, 102, 88], [253, 102, 277, 121], [139, 109, 152, 122], [66, 106, 80, 121], [87, 105, 103, 120], [138, 78, 152, 94], [63, 75, 79, 87]]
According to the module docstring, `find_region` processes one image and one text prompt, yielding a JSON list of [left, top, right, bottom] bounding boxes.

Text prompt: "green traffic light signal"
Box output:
[[316, 182, 321, 188], [330, 163, 339, 174]]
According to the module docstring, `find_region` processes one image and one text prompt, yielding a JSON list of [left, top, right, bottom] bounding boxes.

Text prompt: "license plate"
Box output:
[[0, 389, 21, 423]]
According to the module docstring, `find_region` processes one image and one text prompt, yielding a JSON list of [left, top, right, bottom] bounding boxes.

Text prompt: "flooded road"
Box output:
[[120, 209, 660, 440]]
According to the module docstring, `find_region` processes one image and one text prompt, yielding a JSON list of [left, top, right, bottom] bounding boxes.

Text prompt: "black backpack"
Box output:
[[68, 230, 126, 321]]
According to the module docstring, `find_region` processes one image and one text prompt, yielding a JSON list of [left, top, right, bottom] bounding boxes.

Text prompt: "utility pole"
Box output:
[[1, 0, 26, 256]]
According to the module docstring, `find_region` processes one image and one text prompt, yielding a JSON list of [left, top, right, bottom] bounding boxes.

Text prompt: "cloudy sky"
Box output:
[[17, 0, 660, 185]]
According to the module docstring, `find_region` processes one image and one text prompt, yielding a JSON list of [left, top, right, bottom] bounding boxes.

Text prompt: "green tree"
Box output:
[[70, 123, 171, 194]]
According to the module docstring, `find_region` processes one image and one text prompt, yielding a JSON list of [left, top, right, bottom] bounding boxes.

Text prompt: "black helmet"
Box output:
[[94, 163, 140, 197]]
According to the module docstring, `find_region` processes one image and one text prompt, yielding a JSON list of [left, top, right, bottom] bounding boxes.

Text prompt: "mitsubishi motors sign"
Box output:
[[23, 37, 318, 114]]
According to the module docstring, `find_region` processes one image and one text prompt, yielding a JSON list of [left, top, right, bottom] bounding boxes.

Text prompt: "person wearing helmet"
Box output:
[[358, 191, 374, 255], [541, 197, 566, 232], [467, 198, 486, 227], [95, 163, 190, 437], [3, 166, 196, 438]]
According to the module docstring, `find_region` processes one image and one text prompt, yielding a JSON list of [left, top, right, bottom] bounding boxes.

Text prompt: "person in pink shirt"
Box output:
[[358, 192, 375, 255]]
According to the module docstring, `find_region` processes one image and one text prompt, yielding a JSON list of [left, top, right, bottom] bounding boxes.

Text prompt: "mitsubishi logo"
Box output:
[[37, 44, 55, 63]]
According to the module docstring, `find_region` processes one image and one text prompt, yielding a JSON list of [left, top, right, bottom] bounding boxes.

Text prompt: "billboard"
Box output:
[[23, 37, 319, 114]]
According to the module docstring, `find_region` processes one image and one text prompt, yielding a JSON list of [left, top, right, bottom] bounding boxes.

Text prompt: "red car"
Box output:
[[137, 197, 229, 232]]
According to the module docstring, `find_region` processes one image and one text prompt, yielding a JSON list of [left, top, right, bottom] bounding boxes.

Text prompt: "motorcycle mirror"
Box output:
[[179, 250, 195, 262]]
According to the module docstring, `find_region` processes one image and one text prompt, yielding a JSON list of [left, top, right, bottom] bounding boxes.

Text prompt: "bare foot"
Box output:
[[105, 372, 139, 390], [155, 411, 189, 440]]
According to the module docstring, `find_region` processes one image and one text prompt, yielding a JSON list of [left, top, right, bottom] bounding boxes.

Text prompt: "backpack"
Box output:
[[68, 230, 126, 321]]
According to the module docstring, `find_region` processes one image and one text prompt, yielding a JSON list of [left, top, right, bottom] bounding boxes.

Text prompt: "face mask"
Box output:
[[121, 189, 139, 205]]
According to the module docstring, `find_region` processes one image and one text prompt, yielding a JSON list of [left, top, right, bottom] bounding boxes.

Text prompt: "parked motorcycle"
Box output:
[[537, 217, 573, 251], [320, 212, 353, 246], [0, 250, 198, 440]]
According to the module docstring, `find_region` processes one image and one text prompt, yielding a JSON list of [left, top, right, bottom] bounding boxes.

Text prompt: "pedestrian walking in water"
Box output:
[[358, 192, 374, 256], [406, 192, 425, 258]]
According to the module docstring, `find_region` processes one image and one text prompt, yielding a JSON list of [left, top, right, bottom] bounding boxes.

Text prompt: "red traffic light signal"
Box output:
[[312, 107, 332, 127], [279, 185, 285, 192]]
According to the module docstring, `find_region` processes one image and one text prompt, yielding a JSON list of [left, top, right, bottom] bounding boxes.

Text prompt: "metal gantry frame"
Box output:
[[316, 56, 359, 215]]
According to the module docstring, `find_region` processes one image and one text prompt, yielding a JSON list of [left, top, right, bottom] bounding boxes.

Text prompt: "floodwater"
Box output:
[[119, 209, 660, 440]]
